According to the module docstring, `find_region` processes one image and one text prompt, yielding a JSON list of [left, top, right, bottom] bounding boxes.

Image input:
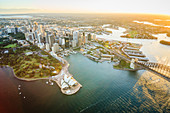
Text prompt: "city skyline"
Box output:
[[0, 0, 170, 15]]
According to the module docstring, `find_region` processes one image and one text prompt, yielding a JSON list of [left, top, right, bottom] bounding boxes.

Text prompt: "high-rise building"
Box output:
[[69, 34, 73, 40], [46, 43, 50, 51], [93, 34, 96, 40], [72, 40, 77, 48], [78, 35, 83, 47], [48, 34, 55, 48], [37, 33, 42, 43], [39, 25, 44, 33], [83, 32, 87, 44], [15, 27, 18, 33], [25, 32, 34, 41], [65, 37, 70, 48], [59, 38, 65, 48], [52, 43, 60, 53], [73, 31, 79, 43], [59, 37, 62, 45], [88, 33, 92, 41], [0, 28, 6, 35], [34, 31, 38, 41], [45, 31, 49, 43], [33, 21, 38, 31], [61, 38, 65, 46]]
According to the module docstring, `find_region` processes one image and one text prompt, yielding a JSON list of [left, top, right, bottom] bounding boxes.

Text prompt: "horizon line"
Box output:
[[0, 12, 170, 16]]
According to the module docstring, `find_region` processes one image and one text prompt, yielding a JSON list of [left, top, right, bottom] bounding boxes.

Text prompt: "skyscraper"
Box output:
[[78, 35, 83, 47], [48, 34, 55, 48], [83, 32, 87, 44], [65, 37, 70, 48], [46, 43, 50, 51], [52, 43, 60, 53], [37, 33, 42, 43], [73, 31, 79, 43], [45, 30, 49, 43], [88, 33, 92, 41], [34, 31, 38, 41], [72, 40, 77, 48], [93, 34, 96, 40]]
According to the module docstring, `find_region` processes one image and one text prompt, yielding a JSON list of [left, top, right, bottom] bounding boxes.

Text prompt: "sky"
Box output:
[[0, 0, 170, 15]]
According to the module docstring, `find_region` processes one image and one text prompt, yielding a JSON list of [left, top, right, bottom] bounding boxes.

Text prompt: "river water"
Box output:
[[0, 25, 170, 113], [98, 25, 170, 63]]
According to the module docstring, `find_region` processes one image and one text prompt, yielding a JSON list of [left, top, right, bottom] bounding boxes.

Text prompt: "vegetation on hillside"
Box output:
[[160, 40, 170, 45], [0, 45, 62, 79], [8, 32, 25, 40]]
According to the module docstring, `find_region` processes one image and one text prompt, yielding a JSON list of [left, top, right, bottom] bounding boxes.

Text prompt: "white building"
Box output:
[[72, 40, 77, 48], [93, 34, 96, 40], [46, 43, 50, 51], [25, 32, 34, 41], [37, 33, 42, 43], [61, 38, 65, 46], [52, 43, 60, 53], [73, 31, 79, 43], [48, 34, 55, 48], [59, 37, 62, 45]]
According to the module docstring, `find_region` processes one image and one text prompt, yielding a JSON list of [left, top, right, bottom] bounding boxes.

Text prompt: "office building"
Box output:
[[65, 37, 70, 48], [73, 31, 79, 43], [48, 34, 55, 48], [46, 43, 50, 51], [52, 43, 60, 52], [83, 32, 87, 44], [88, 33, 92, 41], [72, 40, 77, 48]]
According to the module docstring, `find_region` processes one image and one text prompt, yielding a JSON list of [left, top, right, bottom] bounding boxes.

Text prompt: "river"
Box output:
[[97, 25, 170, 63]]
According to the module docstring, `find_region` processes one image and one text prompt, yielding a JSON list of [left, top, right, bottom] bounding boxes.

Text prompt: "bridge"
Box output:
[[103, 46, 170, 82]]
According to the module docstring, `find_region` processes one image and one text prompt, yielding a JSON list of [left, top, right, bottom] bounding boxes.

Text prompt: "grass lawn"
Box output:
[[3, 43, 17, 48]]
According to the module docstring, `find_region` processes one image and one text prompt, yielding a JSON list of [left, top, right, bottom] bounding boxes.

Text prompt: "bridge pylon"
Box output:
[[130, 58, 138, 69]]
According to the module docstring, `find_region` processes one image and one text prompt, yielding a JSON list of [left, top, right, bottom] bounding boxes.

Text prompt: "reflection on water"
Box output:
[[1, 23, 170, 112], [133, 20, 170, 28], [97, 25, 170, 62], [0, 53, 169, 113], [100, 71, 170, 113]]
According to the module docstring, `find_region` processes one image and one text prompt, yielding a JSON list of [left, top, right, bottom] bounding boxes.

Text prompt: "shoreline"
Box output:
[[49, 52, 82, 95], [3, 51, 82, 95], [113, 67, 143, 71], [2, 65, 50, 82]]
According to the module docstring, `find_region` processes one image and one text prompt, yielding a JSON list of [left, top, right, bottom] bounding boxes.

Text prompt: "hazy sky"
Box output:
[[0, 0, 170, 15]]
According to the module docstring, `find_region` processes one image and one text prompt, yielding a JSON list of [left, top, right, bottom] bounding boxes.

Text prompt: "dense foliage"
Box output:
[[0, 45, 62, 79], [160, 40, 170, 45], [8, 32, 25, 40]]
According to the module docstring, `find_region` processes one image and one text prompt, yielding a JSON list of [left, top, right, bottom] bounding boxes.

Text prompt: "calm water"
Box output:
[[0, 24, 169, 113], [98, 25, 170, 62], [133, 20, 170, 28], [1, 52, 169, 113]]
